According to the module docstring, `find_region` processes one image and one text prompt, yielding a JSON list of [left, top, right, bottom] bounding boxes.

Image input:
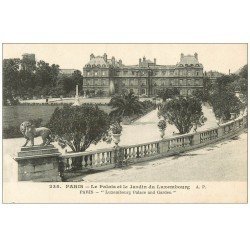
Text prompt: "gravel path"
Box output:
[[82, 132, 247, 182]]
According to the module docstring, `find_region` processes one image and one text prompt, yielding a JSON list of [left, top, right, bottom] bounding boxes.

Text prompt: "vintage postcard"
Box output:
[[2, 43, 248, 203]]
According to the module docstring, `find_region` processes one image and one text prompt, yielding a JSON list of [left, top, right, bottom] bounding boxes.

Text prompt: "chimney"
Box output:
[[103, 53, 107, 62], [118, 59, 122, 66], [139, 58, 142, 66], [154, 58, 156, 65], [194, 52, 198, 60], [143, 56, 146, 62], [181, 53, 184, 59], [229, 69, 231, 75], [111, 56, 115, 66], [90, 53, 94, 60]]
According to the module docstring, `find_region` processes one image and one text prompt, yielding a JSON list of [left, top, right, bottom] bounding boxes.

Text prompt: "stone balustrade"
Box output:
[[61, 115, 247, 172], [62, 148, 116, 171]]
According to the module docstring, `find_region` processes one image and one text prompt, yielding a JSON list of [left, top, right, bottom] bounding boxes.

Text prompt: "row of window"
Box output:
[[83, 80, 109, 86], [121, 79, 201, 85], [178, 64, 200, 67], [85, 64, 107, 68], [120, 88, 196, 95], [153, 79, 201, 84], [84, 70, 202, 77], [123, 82, 201, 87], [85, 71, 107, 76], [84, 63, 201, 69]]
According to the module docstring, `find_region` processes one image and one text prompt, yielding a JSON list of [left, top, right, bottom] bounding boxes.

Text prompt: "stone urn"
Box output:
[[159, 129, 165, 139], [158, 120, 167, 139], [113, 133, 121, 146], [122, 116, 132, 125]]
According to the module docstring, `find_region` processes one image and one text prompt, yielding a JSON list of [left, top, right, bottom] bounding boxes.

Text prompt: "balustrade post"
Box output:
[[114, 146, 124, 168], [192, 133, 200, 145], [217, 127, 224, 138], [159, 140, 168, 155]]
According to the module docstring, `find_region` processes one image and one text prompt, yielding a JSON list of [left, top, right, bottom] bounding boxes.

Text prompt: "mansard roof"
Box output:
[[84, 53, 204, 69], [85, 56, 109, 67], [177, 54, 203, 67]]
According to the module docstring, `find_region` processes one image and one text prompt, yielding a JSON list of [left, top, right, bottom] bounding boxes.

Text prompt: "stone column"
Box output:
[[72, 85, 80, 106], [159, 140, 169, 155], [15, 145, 62, 182], [114, 146, 124, 168], [217, 127, 224, 138], [192, 133, 201, 145]]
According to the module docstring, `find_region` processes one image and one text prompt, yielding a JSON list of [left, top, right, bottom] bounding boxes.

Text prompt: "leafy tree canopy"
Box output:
[[3, 58, 21, 105], [109, 92, 144, 120], [209, 75, 243, 121], [158, 97, 206, 134], [157, 87, 180, 101], [47, 104, 111, 152]]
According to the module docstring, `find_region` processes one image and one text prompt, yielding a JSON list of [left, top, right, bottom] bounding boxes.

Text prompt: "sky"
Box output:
[[3, 44, 247, 74]]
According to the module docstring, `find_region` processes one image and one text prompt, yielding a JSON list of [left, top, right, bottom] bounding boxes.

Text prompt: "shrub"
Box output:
[[158, 96, 206, 134], [3, 126, 22, 139], [3, 117, 43, 139]]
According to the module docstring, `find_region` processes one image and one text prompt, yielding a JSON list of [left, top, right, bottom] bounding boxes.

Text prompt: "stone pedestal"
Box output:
[[217, 127, 224, 138], [72, 96, 80, 106], [14, 145, 62, 182], [192, 133, 201, 145]]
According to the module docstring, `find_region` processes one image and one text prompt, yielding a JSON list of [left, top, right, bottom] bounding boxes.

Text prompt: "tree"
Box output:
[[239, 64, 248, 79], [157, 87, 180, 102], [158, 97, 206, 134], [96, 89, 105, 97], [35, 60, 60, 96], [209, 75, 243, 121], [47, 105, 111, 168], [238, 78, 248, 105], [192, 89, 204, 102], [109, 92, 144, 120], [238, 65, 248, 105], [3, 58, 21, 105], [71, 70, 83, 88], [193, 77, 212, 103]]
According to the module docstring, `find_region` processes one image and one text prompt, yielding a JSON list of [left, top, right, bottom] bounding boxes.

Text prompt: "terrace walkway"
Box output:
[[82, 132, 247, 182]]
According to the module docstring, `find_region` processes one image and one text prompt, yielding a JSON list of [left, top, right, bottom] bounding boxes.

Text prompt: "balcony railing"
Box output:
[[61, 115, 247, 171]]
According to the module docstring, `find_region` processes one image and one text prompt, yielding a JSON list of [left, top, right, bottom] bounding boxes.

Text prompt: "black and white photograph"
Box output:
[[2, 43, 248, 203], [1, 1, 250, 250]]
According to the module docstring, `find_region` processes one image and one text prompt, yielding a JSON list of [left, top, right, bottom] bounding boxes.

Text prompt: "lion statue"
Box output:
[[20, 121, 52, 147]]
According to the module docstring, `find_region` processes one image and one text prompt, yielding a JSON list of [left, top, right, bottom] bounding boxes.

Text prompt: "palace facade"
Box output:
[[82, 53, 204, 97]]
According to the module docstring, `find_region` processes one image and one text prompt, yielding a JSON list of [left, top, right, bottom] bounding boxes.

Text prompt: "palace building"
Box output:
[[82, 53, 204, 97]]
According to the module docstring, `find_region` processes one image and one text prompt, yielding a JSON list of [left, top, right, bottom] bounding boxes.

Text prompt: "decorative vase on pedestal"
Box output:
[[113, 134, 121, 146], [159, 129, 165, 139]]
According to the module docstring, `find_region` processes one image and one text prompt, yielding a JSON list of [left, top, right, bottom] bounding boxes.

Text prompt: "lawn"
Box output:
[[3, 104, 113, 129]]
